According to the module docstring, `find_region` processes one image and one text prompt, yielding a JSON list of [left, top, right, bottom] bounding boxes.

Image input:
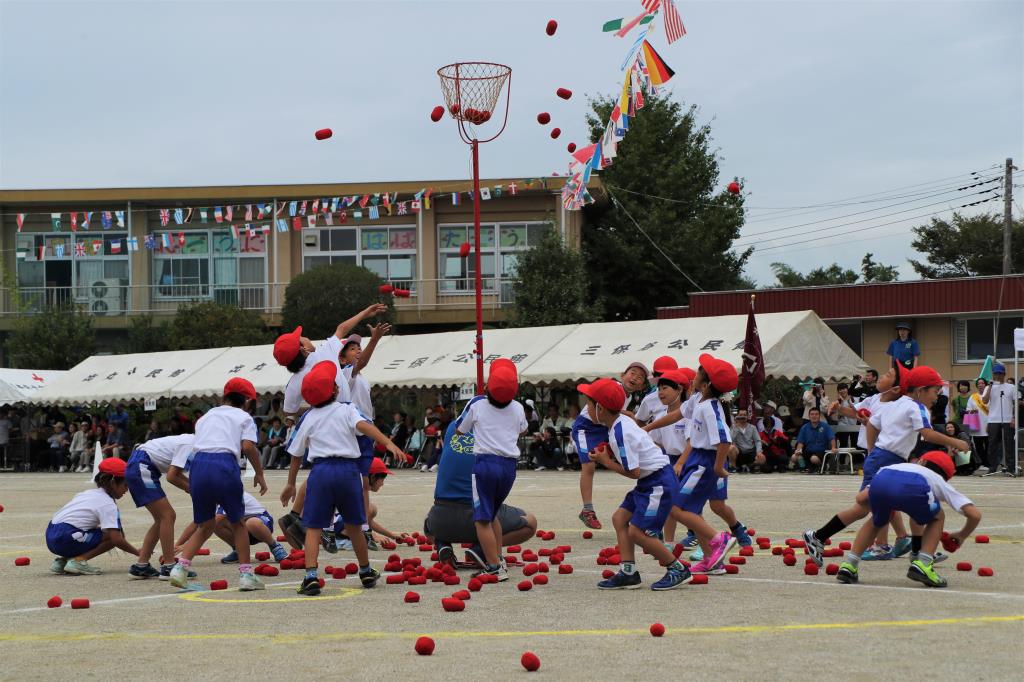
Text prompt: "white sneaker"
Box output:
[[975, 466, 990, 476], [534, 466, 547, 471], [556, 467, 565, 471], [429, 464, 438, 472], [420, 465, 428, 472], [58, 466, 67, 473], [239, 573, 265, 591], [168, 563, 189, 589]]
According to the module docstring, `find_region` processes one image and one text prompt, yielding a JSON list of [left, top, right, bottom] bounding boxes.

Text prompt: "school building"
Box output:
[[0, 177, 593, 356], [657, 274, 1024, 382]]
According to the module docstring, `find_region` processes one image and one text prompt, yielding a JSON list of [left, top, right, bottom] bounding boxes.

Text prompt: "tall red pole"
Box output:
[[472, 139, 484, 394]]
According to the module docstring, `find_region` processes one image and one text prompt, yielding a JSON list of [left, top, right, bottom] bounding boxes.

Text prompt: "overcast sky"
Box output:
[[1, 0, 1021, 285]]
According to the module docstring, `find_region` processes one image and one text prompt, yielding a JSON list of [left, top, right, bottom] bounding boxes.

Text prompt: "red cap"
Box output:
[[98, 457, 127, 477], [578, 378, 626, 412], [679, 367, 696, 382], [652, 356, 678, 374], [487, 362, 519, 402], [301, 361, 338, 406], [699, 353, 738, 392], [273, 326, 303, 366], [658, 369, 691, 389], [919, 450, 956, 481], [369, 457, 391, 476], [904, 366, 944, 390], [224, 377, 257, 400]]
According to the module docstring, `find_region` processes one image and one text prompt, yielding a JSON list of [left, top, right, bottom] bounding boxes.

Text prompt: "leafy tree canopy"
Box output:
[[281, 263, 392, 339], [508, 227, 603, 327]]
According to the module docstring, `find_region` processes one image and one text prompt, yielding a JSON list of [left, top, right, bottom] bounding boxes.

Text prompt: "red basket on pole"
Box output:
[[437, 62, 512, 393]]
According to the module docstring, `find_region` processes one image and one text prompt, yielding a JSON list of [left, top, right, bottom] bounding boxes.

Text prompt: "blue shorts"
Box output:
[[861, 447, 906, 490], [357, 435, 374, 476], [302, 457, 365, 529], [126, 449, 165, 508], [571, 415, 608, 464], [190, 451, 244, 524], [217, 506, 274, 543], [620, 465, 678, 532], [472, 454, 517, 522], [672, 448, 721, 514], [46, 521, 103, 559], [868, 468, 941, 527]]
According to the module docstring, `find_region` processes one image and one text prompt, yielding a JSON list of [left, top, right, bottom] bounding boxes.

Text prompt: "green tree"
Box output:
[[582, 93, 749, 320], [5, 305, 95, 369], [123, 314, 170, 353], [770, 262, 859, 287], [281, 263, 391, 339], [909, 212, 1024, 278], [508, 227, 603, 327], [166, 301, 271, 350], [860, 253, 899, 282]]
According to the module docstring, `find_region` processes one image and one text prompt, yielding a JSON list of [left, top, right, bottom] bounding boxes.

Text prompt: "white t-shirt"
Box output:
[[344, 365, 374, 420], [635, 390, 668, 424], [609, 414, 670, 476], [688, 397, 731, 451], [986, 382, 1016, 424], [282, 335, 351, 414], [855, 394, 884, 450], [881, 463, 973, 513], [286, 402, 368, 461], [650, 413, 688, 456], [869, 395, 930, 458], [241, 492, 267, 517], [756, 414, 784, 434], [51, 488, 120, 531], [193, 405, 259, 461], [138, 434, 195, 473], [458, 398, 528, 459]]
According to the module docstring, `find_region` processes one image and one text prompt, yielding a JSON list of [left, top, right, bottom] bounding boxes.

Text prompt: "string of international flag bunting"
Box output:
[[562, 0, 685, 211], [11, 179, 545, 259]]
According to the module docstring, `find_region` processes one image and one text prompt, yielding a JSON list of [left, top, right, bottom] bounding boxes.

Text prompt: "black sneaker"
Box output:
[[437, 544, 457, 568], [364, 531, 380, 552], [129, 563, 160, 579], [320, 529, 338, 554], [359, 567, 381, 588], [598, 570, 642, 590], [464, 545, 487, 570], [279, 512, 305, 549], [297, 575, 321, 596]]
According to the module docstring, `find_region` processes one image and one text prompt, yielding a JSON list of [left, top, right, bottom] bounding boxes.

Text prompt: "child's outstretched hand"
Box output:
[[941, 531, 961, 553], [254, 472, 268, 496]]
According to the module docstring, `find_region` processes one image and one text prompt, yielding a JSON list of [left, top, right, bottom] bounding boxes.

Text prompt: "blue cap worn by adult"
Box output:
[[993, 362, 1006, 375]]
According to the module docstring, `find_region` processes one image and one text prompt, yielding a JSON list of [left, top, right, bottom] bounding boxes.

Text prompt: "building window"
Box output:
[[826, 321, 863, 358], [152, 230, 267, 306], [437, 222, 551, 293], [15, 232, 129, 312], [302, 225, 417, 289], [954, 316, 1024, 363]]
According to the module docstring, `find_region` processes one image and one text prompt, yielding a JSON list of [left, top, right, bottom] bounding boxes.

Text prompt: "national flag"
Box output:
[[102, 211, 112, 229], [603, 13, 654, 32], [397, 202, 408, 215], [369, 206, 380, 219], [261, 224, 270, 234], [91, 239, 102, 254], [82, 211, 93, 230], [214, 206, 224, 223], [642, 0, 661, 11], [127, 236, 139, 252], [162, 233, 171, 249], [292, 216, 302, 230], [299, 200, 308, 215], [410, 201, 420, 213], [615, 1, 659, 37], [144, 234, 155, 250], [338, 210, 348, 223], [359, 195, 370, 208], [51, 213, 62, 231], [508, 182, 518, 195], [330, 197, 339, 212], [114, 210, 124, 227], [354, 210, 363, 220], [231, 225, 240, 240], [276, 218, 289, 233], [39, 246, 45, 260], [737, 297, 765, 413], [256, 203, 266, 219], [423, 189, 433, 209], [307, 215, 317, 228], [245, 204, 253, 221], [452, 192, 461, 206], [159, 209, 170, 226], [70, 212, 78, 231], [225, 205, 233, 221], [247, 225, 256, 237], [321, 198, 330, 213], [640, 40, 675, 86], [111, 239, 123, 254], [54, 243, 65, 258], [978, 355, 994, 382], [177, 232, 185, 246], [74, 242, 86, 257], [310, 199, 319, 214], [382, 193, 391, 214], [325, 213, 333, 226], [493, 185, 503, 197], [200, 208, 209, 223], [662, 0, 686, 43], [289, 201, 298, 217], [16, 213, 25, 231], [479, 187, 492, 201], [184, 207, 193, 223]]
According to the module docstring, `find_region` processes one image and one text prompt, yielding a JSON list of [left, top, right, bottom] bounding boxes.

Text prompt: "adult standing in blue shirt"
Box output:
[[886, 322, 920, 370], [423, 400, 538, 570], [792, 407, 836, 472]]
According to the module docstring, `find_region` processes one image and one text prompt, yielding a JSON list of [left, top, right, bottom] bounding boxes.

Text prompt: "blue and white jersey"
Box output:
[[869, 395, 930, 458], [687, 397, 731, 450], [608, 414, 670, 477]]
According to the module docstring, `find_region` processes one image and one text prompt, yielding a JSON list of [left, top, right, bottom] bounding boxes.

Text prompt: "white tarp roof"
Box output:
[[0, 368, 68, 405], [27, 310, 865, 403], [521, 310, 866, 384], [31, 348, 231, 405]]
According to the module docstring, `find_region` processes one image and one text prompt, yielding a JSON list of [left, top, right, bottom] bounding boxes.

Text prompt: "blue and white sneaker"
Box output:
[[598, 570, 642, 590], [220, 550, 239, 564], [688, 546, 705, 562], [335, 537, 354, 551], [682, 531, 699, 550], [651, 565, 693, 591], [732, 525, 753, 547], [270, 543, 289, 563], [893, 536, 913, 558], [861, 544, 894, 561]]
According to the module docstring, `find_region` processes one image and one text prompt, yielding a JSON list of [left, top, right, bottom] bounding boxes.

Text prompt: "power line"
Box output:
[[608, 192, 704, 292]]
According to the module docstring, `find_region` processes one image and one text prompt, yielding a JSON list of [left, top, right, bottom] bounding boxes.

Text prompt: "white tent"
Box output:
[[30, 348, 231, 405], [0, 368, 68, 405], [169, 344, 294, 399], [520, 310, 867, 384]]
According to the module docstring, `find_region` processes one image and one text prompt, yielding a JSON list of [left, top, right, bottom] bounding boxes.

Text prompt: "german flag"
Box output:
[[640, 40, 675, 86]]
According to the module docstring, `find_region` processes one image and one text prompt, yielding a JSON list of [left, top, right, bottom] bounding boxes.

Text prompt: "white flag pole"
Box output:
[[91, 440, 103, 477]]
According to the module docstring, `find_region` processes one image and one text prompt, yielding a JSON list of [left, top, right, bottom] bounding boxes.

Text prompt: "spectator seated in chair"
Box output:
[[792, 407, 837, 473]]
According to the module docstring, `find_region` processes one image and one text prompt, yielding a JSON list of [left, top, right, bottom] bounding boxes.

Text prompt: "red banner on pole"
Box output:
[[737, 296, 765, 412]]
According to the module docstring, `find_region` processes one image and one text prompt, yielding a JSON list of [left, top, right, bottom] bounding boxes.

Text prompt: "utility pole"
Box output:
[[1004, 157, 1015, 275]]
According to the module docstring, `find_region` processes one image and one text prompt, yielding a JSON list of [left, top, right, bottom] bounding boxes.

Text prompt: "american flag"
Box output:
[[662, 0, 686, 44], [642, 0, 661, 12]]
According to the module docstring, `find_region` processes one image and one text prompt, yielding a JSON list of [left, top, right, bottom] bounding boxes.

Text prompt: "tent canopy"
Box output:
[[0, 368, 67, 405], [25, 310, 867, 404]]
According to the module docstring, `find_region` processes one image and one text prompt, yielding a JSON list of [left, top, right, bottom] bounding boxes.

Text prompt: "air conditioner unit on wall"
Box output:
[[88, 279, 122, 315]]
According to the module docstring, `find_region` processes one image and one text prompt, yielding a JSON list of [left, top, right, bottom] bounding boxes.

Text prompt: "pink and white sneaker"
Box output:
[[706, 531, 737, 571], [689, 558, 725, 575]]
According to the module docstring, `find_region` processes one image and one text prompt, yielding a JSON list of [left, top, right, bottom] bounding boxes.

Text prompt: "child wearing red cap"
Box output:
[[279, 361, 406, 596], [635, 356, 679, 425], [457, 359, 528, 581], [646, 369, 690, 546], [571, 362, 649, 530], [581, 378, 693, 590], [274, 303, 387, 549], [46, 457, 140, 575], [804, 366, 970, 568], [173, 492, 287, 565], [667, 354, 741, 574], [169, 377, 268, 591], [837, 451, 980, 587]]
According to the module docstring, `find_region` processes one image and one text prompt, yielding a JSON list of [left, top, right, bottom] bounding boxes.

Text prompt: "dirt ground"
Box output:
[[0, 469, 1021, 681]]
